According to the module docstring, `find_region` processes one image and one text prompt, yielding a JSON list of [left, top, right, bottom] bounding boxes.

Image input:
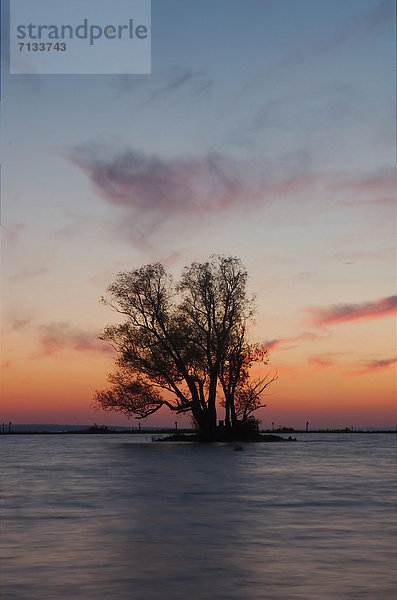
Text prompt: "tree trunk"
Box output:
[[206, 368, 218, 429], [230, 400, 238, 429], [224, 400, 231, 429], [191, 405, 217, 439]]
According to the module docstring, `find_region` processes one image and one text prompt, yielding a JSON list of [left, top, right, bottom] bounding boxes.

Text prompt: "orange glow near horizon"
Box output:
[[2, 299, 395, 429], [1, 339, 395, 428]]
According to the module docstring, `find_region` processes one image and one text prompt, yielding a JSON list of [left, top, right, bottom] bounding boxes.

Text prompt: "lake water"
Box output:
[[1, 433, 396, 599]]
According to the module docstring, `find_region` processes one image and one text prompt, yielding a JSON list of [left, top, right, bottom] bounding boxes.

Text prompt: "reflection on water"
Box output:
[[1, 434, 396, 599]]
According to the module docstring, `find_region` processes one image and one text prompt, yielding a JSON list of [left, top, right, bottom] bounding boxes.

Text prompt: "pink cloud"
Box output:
[[34, 322, 113, 358], [12, 319, 32, 331], [307, 356, 336, 368], [262, 339, 283, 351], [68, 148, 266, 216], [263, 331, 319, 352], [340, 196, 396, 208], [66, 146, 322, 247], [353, 358, 397, 376], [310, 295, 397, 326], [331, 168, 397, 194], [304, 354, 396, 377], [3, 223, 25, 245], [68, 147, 322, 220]]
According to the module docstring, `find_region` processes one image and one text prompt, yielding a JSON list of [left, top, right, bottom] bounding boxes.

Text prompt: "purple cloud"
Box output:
[[332, 168, 397, 195], [35, 322, 113, 357], [12, 319, 32, 331], [354, 357, 397, 376], [263, 331, 319, 352], [307, 355, 337, 368], [115, 67, 213, 100], [263, 339, 283, 351], [310, 295, 397, 326], [68, 147, 269, 217]]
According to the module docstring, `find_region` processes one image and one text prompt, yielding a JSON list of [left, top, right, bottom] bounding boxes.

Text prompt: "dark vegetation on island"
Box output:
[[1, 424, 393, 436], [158, 431, 295, 443]]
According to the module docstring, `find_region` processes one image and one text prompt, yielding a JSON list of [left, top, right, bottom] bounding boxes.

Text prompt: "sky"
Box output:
[[1, 0, 396, 429]]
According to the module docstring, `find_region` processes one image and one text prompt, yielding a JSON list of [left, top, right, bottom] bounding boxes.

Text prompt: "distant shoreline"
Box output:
[[1, 428, 395, 436]]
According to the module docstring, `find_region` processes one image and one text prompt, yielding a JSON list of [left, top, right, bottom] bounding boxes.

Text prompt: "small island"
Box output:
[[159, 430, 295, 443], [94, 256, 280, 443]]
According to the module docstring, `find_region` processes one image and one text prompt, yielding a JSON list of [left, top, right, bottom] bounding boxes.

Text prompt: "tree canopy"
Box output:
[[95, 256, 276, 439]]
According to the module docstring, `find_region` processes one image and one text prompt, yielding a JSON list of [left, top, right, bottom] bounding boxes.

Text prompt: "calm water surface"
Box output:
[[1, 433, 396, 599]]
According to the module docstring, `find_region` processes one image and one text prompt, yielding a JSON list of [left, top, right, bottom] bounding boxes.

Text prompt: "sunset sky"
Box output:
[[1, 0, 396, 429]]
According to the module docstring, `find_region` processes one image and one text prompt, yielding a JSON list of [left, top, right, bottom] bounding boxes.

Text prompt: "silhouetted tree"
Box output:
[[95, 256, 276, 438], [234, 374, 278, 421]]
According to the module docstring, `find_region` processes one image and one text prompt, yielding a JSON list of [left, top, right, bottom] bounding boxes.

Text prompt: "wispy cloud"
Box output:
[[332, 168, 397, 193], [146, 68, 213, 103], [353, 357, 397, 376], [307, 354, 396, 377], [331, 247, 395, 263], [10, 266, 51, 282], [115, 67, 213, 101], [269, 0, 392, 76], [11, 318, 32, 331], [307, 355, 337, 369], [34, 322, 113, 358], [68, 147, 307, 249], [341, 197, 396, 207], [3, 223, 25, 245], [310, 295, 397, 327], [263, 331, 319, 352], [69, 148, 263, 215], [263, 339, 283, 351], [68, 145, 321, 227]]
